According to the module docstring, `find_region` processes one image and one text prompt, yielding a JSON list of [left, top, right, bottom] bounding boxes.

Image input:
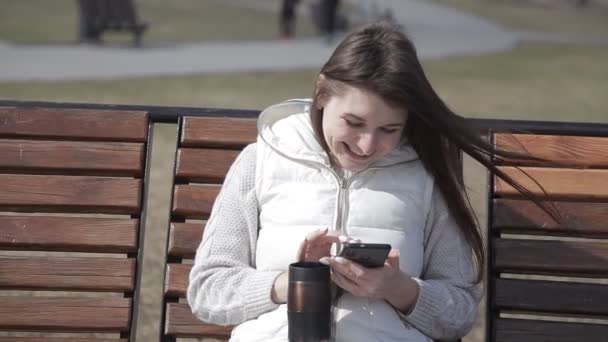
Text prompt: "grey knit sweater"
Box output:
[[187, 144, 481, 341]]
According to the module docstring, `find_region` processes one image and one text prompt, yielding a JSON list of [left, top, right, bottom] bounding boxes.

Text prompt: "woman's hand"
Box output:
[[271, 272, 288, 304], [296, 227, 343, 262], [272, 228, 345, 304], [321, 249, 420, 314]]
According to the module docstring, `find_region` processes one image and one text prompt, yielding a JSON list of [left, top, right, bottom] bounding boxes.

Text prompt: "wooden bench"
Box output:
[[0, 101, 606, 342], [162, 116, 257, 341], [486, 129, 608, 342], [0, 105, 150, 341], [77, 0, 148, 46]]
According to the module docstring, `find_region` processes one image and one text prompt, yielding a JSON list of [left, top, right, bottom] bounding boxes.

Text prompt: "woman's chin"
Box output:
[[338, 157, 371, 172]]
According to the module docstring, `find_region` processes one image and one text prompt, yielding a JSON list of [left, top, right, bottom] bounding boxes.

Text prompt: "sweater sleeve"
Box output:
[[187, 143, 283, 326], [402, 184, 482, 340]]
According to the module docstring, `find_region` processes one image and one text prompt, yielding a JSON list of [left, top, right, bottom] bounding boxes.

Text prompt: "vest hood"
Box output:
[[257, 99, 419, 168]]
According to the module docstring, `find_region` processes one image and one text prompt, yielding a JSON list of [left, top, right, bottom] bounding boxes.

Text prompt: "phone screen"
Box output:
[[339, 243, 391, 268]]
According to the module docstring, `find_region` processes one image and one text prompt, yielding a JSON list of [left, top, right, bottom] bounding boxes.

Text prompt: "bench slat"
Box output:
[[495, 167, 608, 201], [494, 134, 608, 168], [492, 199, 608, 237], [168, 223, 203, 258], [0, 216, 138, 253], [165, 303, 232, 338], [0, 297, 131, 332], [0, 174, 141, 214], [165, 263, 189, 297], [181, 117, 256, 148], [0, 107, 148, 142], [0, 139, 144, 176], [0, 338, 126, 342], [493, 238, 608, 276], [0, 256, 134, 291], [494, 318, 608, 342], [172, 185, 220, 219], [175, 148, 239, 183], [495, 278, 608, 316]]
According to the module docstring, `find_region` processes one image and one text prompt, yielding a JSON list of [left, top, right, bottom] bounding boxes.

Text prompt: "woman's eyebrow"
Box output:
[[343, 113, 364, 121], [344, 113, 404, 127], [383, 122, 405, 128]]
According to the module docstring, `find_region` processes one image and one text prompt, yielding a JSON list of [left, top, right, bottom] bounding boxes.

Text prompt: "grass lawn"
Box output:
[[423, 42, 608, 123], [1, 42, 606, 123], [434, 0, 608, 35], [0, 0, 317, 44]]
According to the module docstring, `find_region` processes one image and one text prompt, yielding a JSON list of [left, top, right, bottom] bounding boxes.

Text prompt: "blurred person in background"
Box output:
[[76, 0, 101, 43], [279, 0, 300, 39], [320, 0, 340, 42]]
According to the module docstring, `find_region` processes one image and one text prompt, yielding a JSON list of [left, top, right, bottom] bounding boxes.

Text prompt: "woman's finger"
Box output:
[[331, 268, 360, 295], [296, 238, 309, 261], [385, 248, 400, 267], [312, 230, 343, 247], [332, 257, 367, 282], [305, 227, 329, 242], [297, 229, 352, 261], [297, 228, 328, 261]]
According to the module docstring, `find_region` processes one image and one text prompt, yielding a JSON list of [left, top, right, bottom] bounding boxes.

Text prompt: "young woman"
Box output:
[[188, 21, 533, 341]]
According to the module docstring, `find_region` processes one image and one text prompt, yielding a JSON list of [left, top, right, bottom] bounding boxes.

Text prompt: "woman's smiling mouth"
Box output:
[[343, 142, 372, 161]]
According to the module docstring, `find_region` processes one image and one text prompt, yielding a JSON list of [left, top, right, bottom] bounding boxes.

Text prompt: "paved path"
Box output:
[[0, 0, 602, 82]]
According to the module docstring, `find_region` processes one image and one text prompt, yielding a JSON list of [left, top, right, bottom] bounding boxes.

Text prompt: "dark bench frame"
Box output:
[[0, 99, 606, 342]]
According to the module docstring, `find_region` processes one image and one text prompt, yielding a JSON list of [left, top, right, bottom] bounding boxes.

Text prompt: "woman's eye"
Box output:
[[344, 119, 363, 128], [380, 127, 399, 134]]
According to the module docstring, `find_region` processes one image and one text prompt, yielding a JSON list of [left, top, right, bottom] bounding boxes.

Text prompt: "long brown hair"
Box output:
[[310, 21, 551, 283]]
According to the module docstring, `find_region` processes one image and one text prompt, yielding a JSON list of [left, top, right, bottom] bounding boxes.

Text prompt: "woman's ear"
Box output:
[[314, 74, 329, 110], [316, 73, 327, 85]]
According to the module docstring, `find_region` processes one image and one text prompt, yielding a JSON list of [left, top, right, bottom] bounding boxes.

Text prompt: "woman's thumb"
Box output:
[[386, 249, 400, 267]]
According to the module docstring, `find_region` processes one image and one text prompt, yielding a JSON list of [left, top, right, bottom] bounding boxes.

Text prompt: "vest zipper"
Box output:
[[329, 169, 364, 236], [326, 164, 411, 342], [334, 176, 348, 235], [327, 161, 413, 237]]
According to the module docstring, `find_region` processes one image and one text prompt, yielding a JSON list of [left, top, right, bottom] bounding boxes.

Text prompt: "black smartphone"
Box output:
[[339, 242, 391, 268]]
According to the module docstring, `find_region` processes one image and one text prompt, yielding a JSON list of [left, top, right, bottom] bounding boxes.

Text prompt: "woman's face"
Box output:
[[320, 84, 407, 171]]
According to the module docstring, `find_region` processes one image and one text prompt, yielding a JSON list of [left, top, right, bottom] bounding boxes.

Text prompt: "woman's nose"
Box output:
[[356, 133, 377, 155]]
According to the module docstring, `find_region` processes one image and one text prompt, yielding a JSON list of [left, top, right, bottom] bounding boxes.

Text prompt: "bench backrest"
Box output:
[[487, 133, 608, 342], [161, 116, 257, 341], [0, 106, 149, 341], [2, 101, 606, 342]]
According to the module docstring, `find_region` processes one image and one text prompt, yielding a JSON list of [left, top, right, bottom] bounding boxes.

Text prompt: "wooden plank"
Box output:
[[0, 297, 131, 331], [494, 134, 608, 168], [165, 263, 190, 297], [0, 256, 135, 291], [495, 167, 608, 201], [172, 184, 220, 219], [0, 175, 141, 214], [494, 278, 608, 315], [495, 318, 608, 342], [0, 216, 138, 253], [0, 140, 144, 177], [168, 222, 203, 258], [0, 338, 127, 342], [493, 238, 608, 276], [164, 303, 232, 338], [175, 148, 239, 183], [0, 106, 148, 142], [492, 199, 608, 237], [181, 117, 256, 148]]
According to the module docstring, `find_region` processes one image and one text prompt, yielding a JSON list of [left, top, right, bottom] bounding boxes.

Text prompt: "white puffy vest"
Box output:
[[230, 100, 435, 342]]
